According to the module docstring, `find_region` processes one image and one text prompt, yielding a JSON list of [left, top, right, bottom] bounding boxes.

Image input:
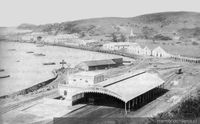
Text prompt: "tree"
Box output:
[[120, 34, 127, 42], [142, 26, 157, 39], [111, 33, 118, 42]]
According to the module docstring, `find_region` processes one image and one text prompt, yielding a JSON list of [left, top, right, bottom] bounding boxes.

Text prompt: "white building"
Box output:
[[21, 34, 35, 42], [59, 71, 105, 100], [126, 44, 141, 54], [141, 46, 152, 56], [103, 42, 139, 51], [68, 71, 104, 85], [152, 46, 171, 58]]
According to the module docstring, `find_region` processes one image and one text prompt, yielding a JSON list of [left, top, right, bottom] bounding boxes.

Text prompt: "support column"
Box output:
[[132, 99, 135, 109], [125, 102, 127, 115], [128, 101, 131, 112], [135, 97, 138, 109], [141, 95, 143, 105]]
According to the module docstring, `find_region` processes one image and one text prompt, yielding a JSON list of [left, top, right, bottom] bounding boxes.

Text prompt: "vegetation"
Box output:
[[153, 34, 172, 41], [111, 33, 127, 42], [141, 26, 157, 39], [156, 89, 200, 120]]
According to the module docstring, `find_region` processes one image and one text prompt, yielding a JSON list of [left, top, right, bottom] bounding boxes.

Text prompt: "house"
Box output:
[[75, 58, 123, 71], [152, 46, 171, 58], [142, 46, 152, 56]]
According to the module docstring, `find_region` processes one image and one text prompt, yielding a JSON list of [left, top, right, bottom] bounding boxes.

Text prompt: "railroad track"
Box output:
[[0, 90, 58, 115]]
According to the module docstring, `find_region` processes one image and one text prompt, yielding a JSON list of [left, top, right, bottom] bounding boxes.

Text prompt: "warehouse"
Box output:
[[75, 58, 123, 71]]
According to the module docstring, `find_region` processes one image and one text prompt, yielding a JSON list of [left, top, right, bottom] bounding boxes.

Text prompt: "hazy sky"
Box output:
[[0, 0, 199, 27]]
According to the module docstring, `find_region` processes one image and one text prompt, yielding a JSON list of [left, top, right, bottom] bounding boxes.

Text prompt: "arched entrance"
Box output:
[[72, 92, 125, 108]]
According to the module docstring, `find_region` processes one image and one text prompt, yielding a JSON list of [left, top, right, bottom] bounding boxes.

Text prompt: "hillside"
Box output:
[[17, 11, 200, 41]]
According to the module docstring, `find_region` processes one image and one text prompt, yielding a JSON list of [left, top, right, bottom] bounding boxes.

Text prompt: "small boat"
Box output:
[[43, 62, 56, 65], [26, 51, 34, 54], [34, 53, 46, 56], [0, 75, 10, 79]]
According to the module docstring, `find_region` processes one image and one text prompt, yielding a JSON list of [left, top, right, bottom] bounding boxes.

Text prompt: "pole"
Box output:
[[125, 102, 127, 115]]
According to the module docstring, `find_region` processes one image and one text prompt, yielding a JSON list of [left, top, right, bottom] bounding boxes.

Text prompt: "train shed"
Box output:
[[70, 71, 165, 114]]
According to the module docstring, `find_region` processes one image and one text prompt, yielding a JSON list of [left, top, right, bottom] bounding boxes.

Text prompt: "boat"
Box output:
[[0, 69, 5, 72], [34, 53, 46, 56], [26, 51, 34, 54], [0, 75, 10, 79], [43, 62, 56, 65]]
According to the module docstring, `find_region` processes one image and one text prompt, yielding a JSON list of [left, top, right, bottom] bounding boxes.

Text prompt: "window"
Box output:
[[73, 79, 76, 82], [85, 80, 88, 83]]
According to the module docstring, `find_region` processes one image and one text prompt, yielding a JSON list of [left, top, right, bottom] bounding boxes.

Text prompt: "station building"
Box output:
[[58, 69, 165, 113], [75, 58, 123, 71], [68, 71, 105, 85]]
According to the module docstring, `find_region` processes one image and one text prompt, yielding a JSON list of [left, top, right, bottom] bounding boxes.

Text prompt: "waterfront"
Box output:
[[0, 41, 132, 96]]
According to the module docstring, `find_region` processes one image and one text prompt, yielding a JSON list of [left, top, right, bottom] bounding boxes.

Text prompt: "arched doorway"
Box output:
[[72, 92, 125, 108]]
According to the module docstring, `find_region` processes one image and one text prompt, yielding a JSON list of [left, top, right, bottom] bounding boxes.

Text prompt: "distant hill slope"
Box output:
[[18, 23, 37, 30], [16, 11, 200, 39]]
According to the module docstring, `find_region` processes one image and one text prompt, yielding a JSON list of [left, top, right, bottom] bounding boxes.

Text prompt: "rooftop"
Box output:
[[73, 71, 104, 77], [80, 58, 122, 67], [106, 72, 164, 102]]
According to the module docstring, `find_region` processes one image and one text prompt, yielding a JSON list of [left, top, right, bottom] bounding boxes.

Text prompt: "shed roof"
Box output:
[[106, 72, 164, 102], [72, 71, 164, 103], [80, 58, 120, 67]]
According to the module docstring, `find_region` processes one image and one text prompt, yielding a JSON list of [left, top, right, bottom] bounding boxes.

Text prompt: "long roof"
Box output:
[[72, 70, 164, 103], [81, 59, 119, 67], [105, 72, 164, 102]]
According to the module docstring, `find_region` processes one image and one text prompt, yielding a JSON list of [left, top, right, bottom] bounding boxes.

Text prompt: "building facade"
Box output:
[[152, 46, 171, 58]]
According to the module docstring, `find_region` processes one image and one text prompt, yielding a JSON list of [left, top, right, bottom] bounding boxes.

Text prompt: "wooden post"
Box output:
[[125, 102, 127, 115]]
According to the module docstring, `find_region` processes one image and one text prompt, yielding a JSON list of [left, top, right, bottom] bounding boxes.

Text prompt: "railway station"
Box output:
[[59, 69, 166, 113]]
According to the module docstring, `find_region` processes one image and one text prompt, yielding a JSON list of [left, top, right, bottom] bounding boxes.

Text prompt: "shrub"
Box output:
[[192, 41, 199, 46]]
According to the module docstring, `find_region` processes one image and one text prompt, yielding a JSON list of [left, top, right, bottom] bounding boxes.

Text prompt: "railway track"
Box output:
[[0, 89, 58, 115]]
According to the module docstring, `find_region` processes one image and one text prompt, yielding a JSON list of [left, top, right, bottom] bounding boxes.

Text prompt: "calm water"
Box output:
[[0, 41, 132, 96]]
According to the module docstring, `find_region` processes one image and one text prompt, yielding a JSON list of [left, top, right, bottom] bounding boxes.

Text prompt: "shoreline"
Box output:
[[0, 40, 140, 60], [0, 39, 137, 98]]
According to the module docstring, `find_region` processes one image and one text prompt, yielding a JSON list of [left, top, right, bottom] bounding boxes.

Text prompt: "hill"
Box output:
[[17, 11, 200, 40]]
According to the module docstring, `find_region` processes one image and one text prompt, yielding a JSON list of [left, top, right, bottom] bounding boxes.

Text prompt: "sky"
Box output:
[[0, 0, 200, 27]]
